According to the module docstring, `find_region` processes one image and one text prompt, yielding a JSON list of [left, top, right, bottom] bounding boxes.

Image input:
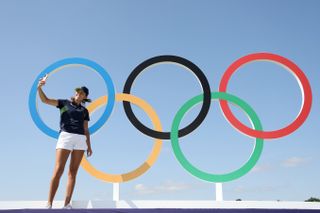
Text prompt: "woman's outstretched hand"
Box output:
[[38, 74, 48, 89]]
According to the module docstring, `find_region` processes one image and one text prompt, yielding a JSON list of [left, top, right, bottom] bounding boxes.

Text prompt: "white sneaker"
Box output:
[[63, 203, 72, 209], [45, 203, 52, 209]]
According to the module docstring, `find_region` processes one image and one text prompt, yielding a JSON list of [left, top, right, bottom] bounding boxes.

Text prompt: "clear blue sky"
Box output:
[[0, 0, 319, 201]]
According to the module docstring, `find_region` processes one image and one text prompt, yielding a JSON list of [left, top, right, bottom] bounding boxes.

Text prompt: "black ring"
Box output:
[[123, 55, 211, 139]]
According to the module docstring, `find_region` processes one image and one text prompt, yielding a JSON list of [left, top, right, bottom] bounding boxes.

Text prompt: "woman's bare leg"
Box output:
[[47, 149, 71, 206], [64, 150, 85, 206]]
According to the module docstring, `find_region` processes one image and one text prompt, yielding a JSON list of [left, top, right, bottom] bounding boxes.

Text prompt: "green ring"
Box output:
[[170, 92, 264, 182]]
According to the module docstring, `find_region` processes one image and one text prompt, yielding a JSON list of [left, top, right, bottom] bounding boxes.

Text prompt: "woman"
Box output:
[[37, 75, 93, 209]]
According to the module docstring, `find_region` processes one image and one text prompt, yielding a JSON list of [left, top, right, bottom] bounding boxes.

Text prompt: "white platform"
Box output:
[[0, 200, 320, 209]]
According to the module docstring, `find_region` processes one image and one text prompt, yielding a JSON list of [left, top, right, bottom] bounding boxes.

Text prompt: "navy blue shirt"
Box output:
[[56, 99, 90, 135]]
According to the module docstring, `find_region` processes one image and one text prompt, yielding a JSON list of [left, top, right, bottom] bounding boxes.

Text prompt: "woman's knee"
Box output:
[[53, 164, 65, 178], [68, 167, 78, 179]]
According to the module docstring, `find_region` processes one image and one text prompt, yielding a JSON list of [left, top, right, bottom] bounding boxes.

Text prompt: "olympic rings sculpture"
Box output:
[[29, 53, 312, 183]]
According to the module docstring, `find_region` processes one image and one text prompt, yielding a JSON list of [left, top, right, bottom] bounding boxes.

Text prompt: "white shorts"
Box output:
[[56, 131, 88, 151]]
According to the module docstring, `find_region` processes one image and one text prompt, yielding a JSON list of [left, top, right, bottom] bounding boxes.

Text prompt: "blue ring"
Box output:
[[28, 58, 115, 138]]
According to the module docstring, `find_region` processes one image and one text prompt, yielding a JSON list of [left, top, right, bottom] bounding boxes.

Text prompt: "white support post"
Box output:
[[215, 182, 223, 201], [113, 183, 120, 201]]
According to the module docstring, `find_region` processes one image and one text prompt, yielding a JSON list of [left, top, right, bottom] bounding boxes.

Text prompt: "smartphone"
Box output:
[[42, 74, 48, 82]]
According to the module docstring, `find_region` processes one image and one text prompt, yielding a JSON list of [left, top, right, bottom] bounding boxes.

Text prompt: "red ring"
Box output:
[[219, 53, 312, 139]]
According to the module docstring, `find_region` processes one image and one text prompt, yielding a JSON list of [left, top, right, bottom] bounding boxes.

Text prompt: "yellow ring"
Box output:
[[80, 93, 163, 182]]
